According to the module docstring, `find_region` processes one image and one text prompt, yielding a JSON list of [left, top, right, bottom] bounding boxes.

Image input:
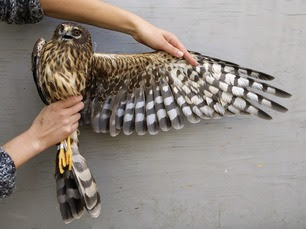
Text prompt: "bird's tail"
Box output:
[[55, 131, 101, 224]]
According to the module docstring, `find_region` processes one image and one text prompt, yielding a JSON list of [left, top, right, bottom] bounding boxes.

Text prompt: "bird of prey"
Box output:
[[32, 22, 291, 223]]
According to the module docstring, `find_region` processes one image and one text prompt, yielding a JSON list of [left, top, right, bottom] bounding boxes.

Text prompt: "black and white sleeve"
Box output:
[[0, 0, 44, 24], [0, 147, 16, 199]]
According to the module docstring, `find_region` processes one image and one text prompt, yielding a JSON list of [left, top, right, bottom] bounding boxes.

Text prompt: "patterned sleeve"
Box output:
[[0, 147, 16, 199], [0, 0, 44, 24]]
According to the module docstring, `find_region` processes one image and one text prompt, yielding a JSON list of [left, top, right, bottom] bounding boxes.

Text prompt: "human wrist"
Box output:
[[124, 13, 148, 37], [25, 127, 46, 156], [2, 128, 44, 168]]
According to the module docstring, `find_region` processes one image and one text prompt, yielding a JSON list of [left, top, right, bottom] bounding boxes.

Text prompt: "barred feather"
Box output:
[[82, 50, 291, 136], [55, 131, 101, 224], [145, 86, 159, 135]]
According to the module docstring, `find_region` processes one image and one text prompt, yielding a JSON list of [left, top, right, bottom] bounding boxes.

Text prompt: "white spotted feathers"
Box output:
[[82, 51, 291, 136]]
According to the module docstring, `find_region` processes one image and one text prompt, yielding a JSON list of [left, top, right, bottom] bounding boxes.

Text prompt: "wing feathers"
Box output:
[[135, 86, 147, 135], [123, 93, 136, 135], [145, 86, 159, 135], [82, 51, 291, 136]]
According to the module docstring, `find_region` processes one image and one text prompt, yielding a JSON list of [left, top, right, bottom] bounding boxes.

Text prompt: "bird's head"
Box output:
[[53, 22, 92, 48]]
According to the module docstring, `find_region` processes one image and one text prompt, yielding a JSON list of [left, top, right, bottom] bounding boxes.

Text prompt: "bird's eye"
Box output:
[[72, 29, 82, 36], [60, 25, 65, 31]]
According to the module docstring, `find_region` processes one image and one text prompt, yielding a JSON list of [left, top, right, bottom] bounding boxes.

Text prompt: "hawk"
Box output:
[[32, 22, 291, 223]]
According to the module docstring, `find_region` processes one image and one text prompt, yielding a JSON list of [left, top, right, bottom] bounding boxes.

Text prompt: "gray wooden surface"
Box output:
[[0, 0, 305, 228]]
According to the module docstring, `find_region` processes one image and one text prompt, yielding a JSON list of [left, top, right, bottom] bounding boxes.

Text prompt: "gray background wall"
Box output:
[[0, 0, 305, 228]]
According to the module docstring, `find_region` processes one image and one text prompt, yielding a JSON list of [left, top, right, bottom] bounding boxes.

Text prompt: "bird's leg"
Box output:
[[58, 141, 67, 174], [57, 136, 73, 174], [65, 136, 73, 171]]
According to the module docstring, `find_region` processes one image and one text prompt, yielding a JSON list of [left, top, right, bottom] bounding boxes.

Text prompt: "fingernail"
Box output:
[[177, 50, 184, 57]]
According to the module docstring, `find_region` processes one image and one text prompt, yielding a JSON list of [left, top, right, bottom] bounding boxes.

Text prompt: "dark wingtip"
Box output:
[[257, 109, 273, 120], [271, 101, 288, 113], [258, 72, 275, 81], [274, 88, 292, 98]]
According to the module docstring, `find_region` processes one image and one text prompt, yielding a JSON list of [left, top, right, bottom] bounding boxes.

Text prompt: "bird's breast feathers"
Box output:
[[39, 41, 92, 102]]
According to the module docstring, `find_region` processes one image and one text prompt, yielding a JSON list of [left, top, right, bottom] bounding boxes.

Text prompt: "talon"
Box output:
[[57, 137, 73, 174]]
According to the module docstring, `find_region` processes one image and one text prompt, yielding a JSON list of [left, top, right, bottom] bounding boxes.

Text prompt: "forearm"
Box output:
[[2, 129, 41, 168], [40, 0, 144, 36]]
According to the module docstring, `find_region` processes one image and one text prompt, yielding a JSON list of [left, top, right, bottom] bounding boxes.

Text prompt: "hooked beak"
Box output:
[[60, 29, 73, 40]]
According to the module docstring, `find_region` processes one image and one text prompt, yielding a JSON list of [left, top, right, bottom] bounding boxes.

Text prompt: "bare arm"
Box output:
[[40, 0, 198, 66], [2, 96, 84, 168]]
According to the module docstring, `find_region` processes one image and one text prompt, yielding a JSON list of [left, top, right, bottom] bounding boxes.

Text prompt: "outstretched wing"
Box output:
[[81, 51, 291, 137], [32, 38, 49, 105]]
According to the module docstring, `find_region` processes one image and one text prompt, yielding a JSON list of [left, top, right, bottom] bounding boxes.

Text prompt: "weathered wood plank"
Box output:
[[0, 0, 305, 228]]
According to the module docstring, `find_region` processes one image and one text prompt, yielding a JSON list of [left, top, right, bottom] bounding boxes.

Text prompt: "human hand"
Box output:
[[28, 96, 84, 153], [3, 96, 84, 168], [132, 20, 198, 66]]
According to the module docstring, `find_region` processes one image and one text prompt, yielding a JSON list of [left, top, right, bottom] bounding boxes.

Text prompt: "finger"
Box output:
[[162, 41, 184, 58], [56, 96, 83, 109], [71, 122, 79, 132], [66, 101, 84, 116], [69, 113, 81, 124], [183, 51, 198, 66], [167, 35, 198, 66]]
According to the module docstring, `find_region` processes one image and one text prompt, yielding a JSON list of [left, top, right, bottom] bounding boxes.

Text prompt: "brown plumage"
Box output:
[[32, 22, 291, 223]]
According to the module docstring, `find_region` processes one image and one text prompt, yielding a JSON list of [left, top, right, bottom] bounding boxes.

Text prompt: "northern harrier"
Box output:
[[32, 22, 291, 223]]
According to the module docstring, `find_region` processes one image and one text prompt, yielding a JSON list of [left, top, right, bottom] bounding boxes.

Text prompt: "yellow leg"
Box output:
[[58, 136, 73, 174], [66, 136, 73, 171], [58, 142, 66, 174]]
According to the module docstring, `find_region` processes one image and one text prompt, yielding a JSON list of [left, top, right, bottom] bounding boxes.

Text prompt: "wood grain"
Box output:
[[0, 0, 305, 228]]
